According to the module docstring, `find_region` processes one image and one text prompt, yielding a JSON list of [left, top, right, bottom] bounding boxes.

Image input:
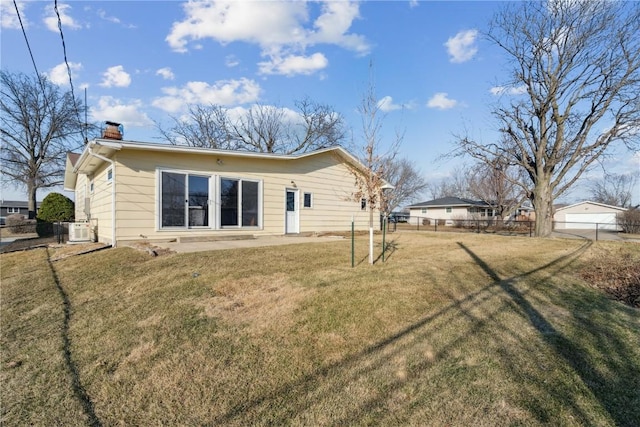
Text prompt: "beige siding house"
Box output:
[[64, 139, 379, 246], [554, 201, 626, 230]]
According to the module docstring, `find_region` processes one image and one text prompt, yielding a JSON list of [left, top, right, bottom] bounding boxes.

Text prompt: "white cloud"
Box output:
[[427, 93, 458, 110], [258, 52, 328, 76], [96, 8, 136, 28], [156, 67, 175, 80], [152, 78, 262, 113], [378, 96, 403, 112], [225, 55, 240, 68], [444, 29, 478, 63], [97, 8, 120, 24], [166, 1, 308, 53], [490, 85, 527, 96], [166, 0, 369, 76], [1, 0, 27, 29], [309, 1, 369, 55], [46, 62, 82, 86], [90, 96, 152, 128], [43, 3, 82, 32], [100, 65, 131, 88]]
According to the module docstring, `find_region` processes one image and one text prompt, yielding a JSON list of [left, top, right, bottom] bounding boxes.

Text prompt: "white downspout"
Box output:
[[87, 147, 117, 247]]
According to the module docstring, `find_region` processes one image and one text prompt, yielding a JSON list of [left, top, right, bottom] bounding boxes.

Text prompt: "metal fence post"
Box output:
[[595, 223, 599, 241], [529, 221, 532, 237], [382, 217, 387, 262]]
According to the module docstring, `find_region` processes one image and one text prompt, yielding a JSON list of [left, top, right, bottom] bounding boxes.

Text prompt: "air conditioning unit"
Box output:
[[69, 222, 91, 242]]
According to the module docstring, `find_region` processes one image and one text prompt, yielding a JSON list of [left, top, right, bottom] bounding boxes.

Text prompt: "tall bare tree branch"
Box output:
[[156, 97, 347, 154], [455, 0, 640, 236], [1, 70, 85, 217]]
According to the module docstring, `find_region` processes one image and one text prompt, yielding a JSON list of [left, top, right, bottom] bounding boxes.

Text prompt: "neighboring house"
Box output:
[[407, 197, 498, 224], [554, 201, 627, 230], [408, 197, 534, 225], [63, 138, 383, 246], [0, 200, 41, 224]]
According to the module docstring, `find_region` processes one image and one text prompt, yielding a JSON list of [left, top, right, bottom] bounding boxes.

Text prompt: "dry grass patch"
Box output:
[[196, 272, 314, 334], [578, 242, 640, 307], [2, 232, 639, 426]]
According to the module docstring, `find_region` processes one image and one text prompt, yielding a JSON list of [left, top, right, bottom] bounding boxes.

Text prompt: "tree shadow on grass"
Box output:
[[46, 248, 102, 427], [212, 239, 636, 425], [457, 242, 640, 427]]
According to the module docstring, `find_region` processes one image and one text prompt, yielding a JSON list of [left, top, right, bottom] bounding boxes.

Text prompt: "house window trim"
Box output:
[[446, 207, 452, 213], [157, 168, 213, 231], [7, 207, 20, 214], [106, 168, 113, 184], [303, 192, 313, 209], [361, 198, 367, 211], [218, 176, 262, 229], [155, 168, 263, 232]]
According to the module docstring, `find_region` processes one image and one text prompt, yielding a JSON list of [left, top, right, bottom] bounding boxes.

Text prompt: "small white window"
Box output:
[[7, 207, 19, 214], [303, 193, 312, 208], [361, 198, 367, 211], [106, 168, 113, 183], [421, 208, 427, 214], [446, 207, 452, 213]]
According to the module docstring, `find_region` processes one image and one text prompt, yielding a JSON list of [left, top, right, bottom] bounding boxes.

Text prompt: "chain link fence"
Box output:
[[386, 216, 640, 241]]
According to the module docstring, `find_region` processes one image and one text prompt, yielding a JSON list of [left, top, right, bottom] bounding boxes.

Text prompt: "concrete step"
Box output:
[[177, 234, 255, 243]]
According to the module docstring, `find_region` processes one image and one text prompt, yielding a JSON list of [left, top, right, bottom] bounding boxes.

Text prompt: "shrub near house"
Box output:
[[36, 193, 75, 237]]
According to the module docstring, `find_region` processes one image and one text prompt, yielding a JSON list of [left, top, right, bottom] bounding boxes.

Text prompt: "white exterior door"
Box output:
[[285, 189, 299, 234]]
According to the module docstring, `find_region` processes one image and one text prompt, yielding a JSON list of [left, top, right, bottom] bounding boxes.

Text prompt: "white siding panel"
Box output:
[[564, 213, 618, 230]]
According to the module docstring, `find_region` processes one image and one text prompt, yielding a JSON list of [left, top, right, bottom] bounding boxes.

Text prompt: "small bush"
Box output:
[[36, 219, 54, 237], [4, 215, 36, 234], [37, 193, 74, 223], [618, 209, 640, 234]]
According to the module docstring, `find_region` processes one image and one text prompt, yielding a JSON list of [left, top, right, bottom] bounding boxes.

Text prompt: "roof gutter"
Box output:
[[87, 146, 117, 248]]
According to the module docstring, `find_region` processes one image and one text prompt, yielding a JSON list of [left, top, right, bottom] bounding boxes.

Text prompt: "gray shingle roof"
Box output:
[[407, 197, 491, 208]]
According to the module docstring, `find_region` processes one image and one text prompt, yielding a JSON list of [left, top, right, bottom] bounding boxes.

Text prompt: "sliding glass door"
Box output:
[[220, 178, 260, 228], [188, 175, 209, 227], [161, 172, 210, 228], [161, 172, 186, 227]]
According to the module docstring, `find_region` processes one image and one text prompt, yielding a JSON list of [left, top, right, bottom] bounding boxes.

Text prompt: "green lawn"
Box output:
[[2, 233, 639, 426]]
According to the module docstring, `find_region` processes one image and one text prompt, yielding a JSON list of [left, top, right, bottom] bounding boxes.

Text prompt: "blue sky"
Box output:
[[2, 0, 638, 204]]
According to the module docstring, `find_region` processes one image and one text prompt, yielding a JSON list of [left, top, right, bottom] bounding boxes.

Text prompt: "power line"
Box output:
[[54, 0, 86, 142], [13, 0, 46, 97]]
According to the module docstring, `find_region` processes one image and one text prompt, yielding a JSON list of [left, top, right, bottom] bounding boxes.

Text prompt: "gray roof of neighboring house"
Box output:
[[408, 197, 491, 208], [1, 200, 37, 208]]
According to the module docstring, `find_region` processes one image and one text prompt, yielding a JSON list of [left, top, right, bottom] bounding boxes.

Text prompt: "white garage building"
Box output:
[[554, 201, 627, 230]]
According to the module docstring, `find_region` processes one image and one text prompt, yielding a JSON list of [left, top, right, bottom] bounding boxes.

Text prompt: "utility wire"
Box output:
[[13, 0, 47, 98], [54, 0, 86, 144]]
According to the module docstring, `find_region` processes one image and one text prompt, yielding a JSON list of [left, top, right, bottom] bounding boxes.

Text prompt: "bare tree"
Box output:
[[349, 76, 400, 264], [426, 166, 473, 199], [590, 172, 638, 208], [455, 1, 640, 236], [467, 157, 525, 219], [156, 97, 347, 154], [1, 71, 84, 218], [156, 104, 235, 149], [383, 157, 427, 213]]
